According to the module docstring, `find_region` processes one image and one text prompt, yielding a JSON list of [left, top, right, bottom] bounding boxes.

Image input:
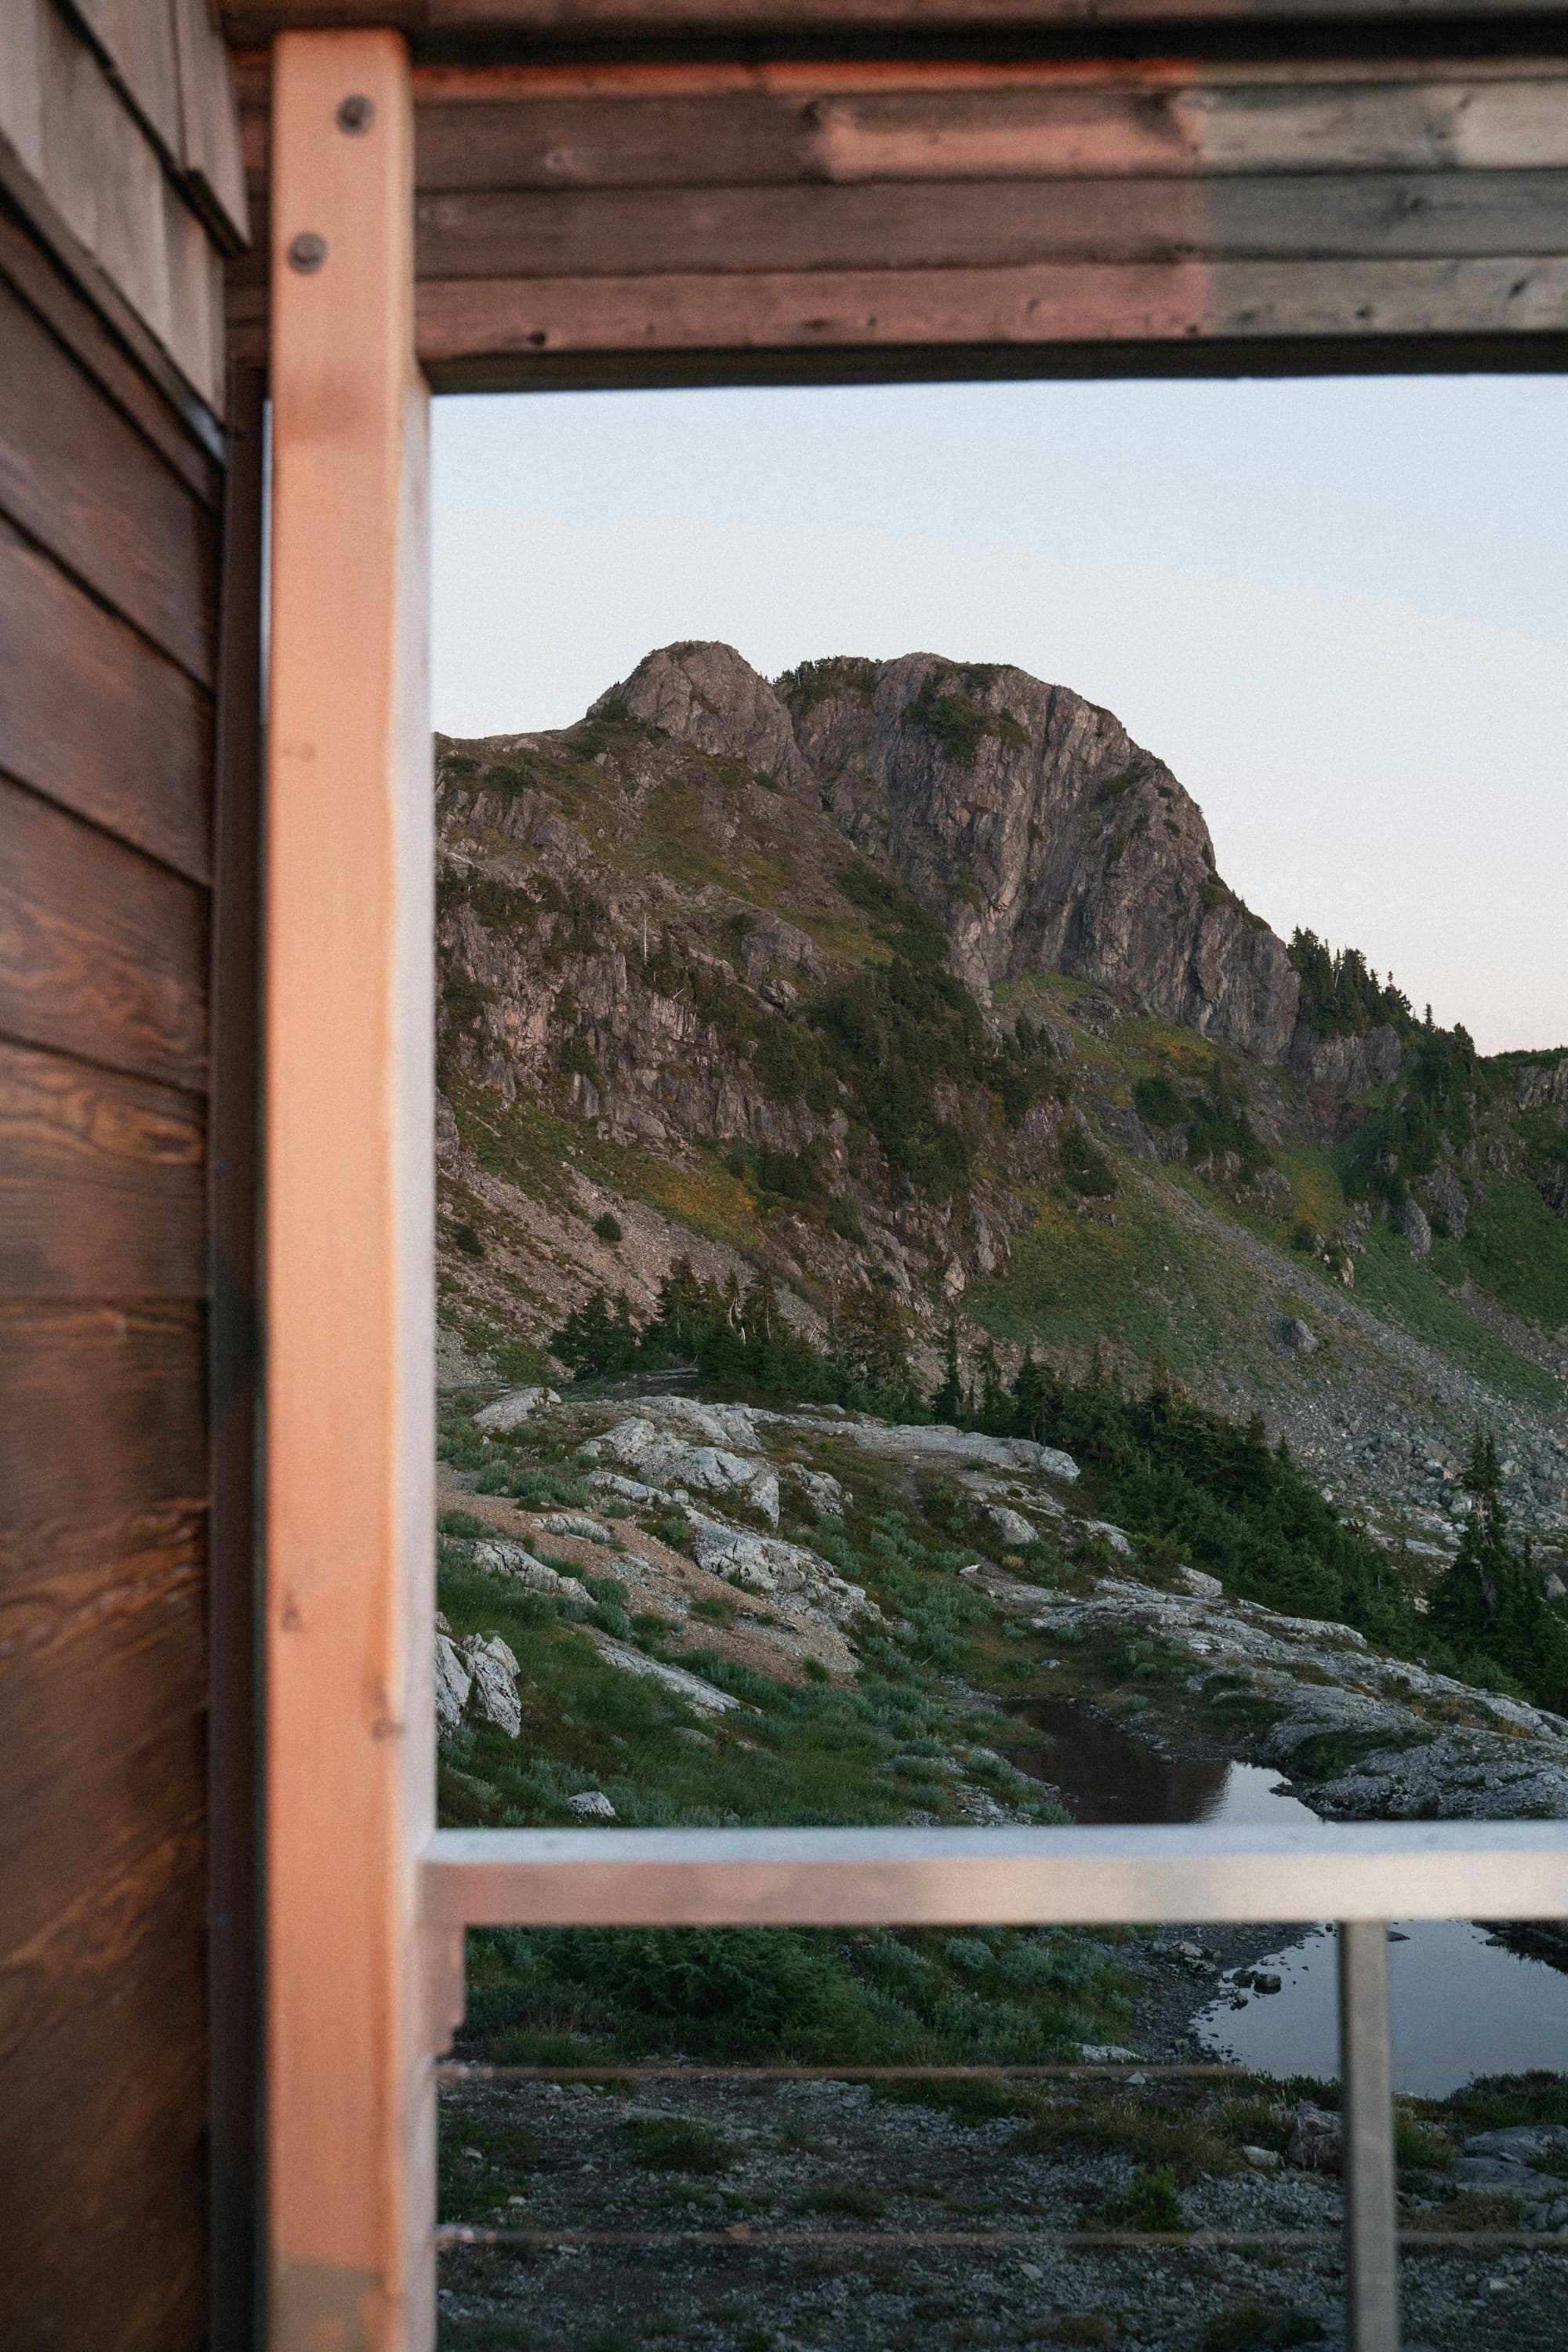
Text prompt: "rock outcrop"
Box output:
[[597, 640, 1301, 1056]]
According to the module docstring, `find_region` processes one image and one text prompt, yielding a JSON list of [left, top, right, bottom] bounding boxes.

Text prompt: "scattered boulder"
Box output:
[[988, 1504, 1040, 1548], [1399, 1197, 1432, 1261], [586, 1416, 780, 1523], [587, 1632, 741, 1714], [566, 1790, 617, 1820], [686, 1512, 877, 1628], [474, 1385, 561, 1432], [460, 1633, 523, 1737], [435, 1631, 472, 1736], [789, 1463, 848, 1518], [472, 1539, 593, 1606], [1279, 1316, 1318, 1358], [1242, 2147, 1283, 2172], [1177, 1566, 1223, 1599], [1287, 2103, 1342, 2173]]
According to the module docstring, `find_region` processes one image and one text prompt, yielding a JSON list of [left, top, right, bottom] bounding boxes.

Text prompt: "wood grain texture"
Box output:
[[172, 0, 252, 250], [0, 517, 212, 881], [267, 31, 438, 2348], [416, 250, 1568, 357], [0, 1713, 205, 2050], [0, 1299, 205, 1556], [0, 1862, 205, 2351], [0, 0, 228, 412], [405, 71, 1568, 195], [0, 202, 220, 503], [0, 269, 217, 680], [0, 1036, 205, 1298], [0, 779, 208, 1089], [416, 169, 1568, 278]]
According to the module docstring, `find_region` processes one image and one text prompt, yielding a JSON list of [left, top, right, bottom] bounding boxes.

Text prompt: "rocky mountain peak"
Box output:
[[592, 640, 815, 799], [594, 639, 1299, 1059]]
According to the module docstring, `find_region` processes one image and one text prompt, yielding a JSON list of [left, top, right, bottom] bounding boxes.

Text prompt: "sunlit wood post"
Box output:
[[266, 30, 441, 2350]]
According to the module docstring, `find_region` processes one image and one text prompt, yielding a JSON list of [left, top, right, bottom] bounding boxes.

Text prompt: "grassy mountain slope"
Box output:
[[434, 645, 1568, 1562]]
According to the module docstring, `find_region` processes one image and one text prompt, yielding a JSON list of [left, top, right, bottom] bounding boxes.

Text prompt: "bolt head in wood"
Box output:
[[287, 233, 328, 274], [337, 94, 375, 134]]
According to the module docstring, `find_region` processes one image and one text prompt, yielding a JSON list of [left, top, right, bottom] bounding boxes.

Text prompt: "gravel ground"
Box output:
[[435, 2073, 1568, 2350]]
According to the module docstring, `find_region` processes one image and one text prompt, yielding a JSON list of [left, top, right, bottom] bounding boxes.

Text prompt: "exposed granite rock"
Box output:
[[474, 1385, 562, 1432], [584, 1414, 781, 1523], [461, 1632, 522, 1737], [597, 640, 815, 797], [1401, 1196, 1434, 1260], [779, 649, 1301, 1055], [685, 1509, 877, 1628], [1288, 1023, 1403, 1094]]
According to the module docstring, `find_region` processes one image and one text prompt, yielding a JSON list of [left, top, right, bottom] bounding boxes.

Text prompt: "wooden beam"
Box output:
[[229, 52, 1568, 378], [215, 0, 1568, 45], [265, 30, 437, 2352]]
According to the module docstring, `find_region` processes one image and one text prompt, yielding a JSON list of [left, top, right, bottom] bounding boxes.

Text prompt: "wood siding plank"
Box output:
[[416, 169, 1568, 280], [0, 1298, 205, 1557], [0, 779, 208, 1090], [416, 251, 1568, 361], [0, 1037, 205, 1298], [0, 205, 220, 502], [408, 73, 1568, 196], [0, 1883, 205, 2352], [0, 517, 212, 880], [0, 270, 216, 678]]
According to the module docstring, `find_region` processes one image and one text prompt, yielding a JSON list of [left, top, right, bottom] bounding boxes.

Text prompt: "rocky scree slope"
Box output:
[[434, 639, 1568, 1549]]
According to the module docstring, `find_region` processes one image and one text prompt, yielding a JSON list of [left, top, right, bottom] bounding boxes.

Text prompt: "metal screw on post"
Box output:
[[286, 233, 327, 274], [337, 94, 375, 133], [1339, 1920, 1401, 2351]]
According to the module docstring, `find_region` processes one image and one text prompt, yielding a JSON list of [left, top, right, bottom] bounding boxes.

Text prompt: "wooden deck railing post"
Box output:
[[266, 31, 435, 2350]]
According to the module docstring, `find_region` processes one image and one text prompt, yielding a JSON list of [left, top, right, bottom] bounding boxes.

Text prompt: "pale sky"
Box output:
[[431, 379, 1568, 1057]]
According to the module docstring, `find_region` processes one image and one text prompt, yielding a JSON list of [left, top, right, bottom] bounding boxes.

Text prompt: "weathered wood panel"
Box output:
[[416, 169, 1568, 279], [418, 251, 1568, 359], [0, 272, 216, 678], [0, 1038, 206, 1298], [0, 779, 208, 1089], [404, 66, 1568, 192], [0, 203, 220, 503], [0, 518, 212, 881], [0, 1856, 206, 2351], [0, 16, 234, 2348], [0, 0, 240, 412], [229, 53, 1568, 377]]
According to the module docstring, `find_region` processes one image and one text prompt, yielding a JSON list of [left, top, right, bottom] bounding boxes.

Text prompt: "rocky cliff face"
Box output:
[[607, 642, 1301, 1058], [434, 637, 1568, 1550]]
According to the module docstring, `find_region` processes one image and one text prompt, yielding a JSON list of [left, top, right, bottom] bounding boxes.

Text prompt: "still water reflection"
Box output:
[[1008, 1697, 1568, 2096]]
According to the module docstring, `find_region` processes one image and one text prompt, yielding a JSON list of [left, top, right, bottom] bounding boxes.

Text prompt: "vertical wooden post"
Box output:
[[266, 31, 434, 2351]]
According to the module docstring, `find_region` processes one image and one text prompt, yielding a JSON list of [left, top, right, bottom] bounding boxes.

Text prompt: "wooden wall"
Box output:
[[230, 47, 1568, 387], [0, 5, 249, 2345]]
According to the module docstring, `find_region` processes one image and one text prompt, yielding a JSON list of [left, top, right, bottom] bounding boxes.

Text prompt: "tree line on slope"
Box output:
[[550, 1265, 1567, 1716]]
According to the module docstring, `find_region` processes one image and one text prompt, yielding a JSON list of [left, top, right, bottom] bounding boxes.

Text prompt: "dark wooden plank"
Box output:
[[0, 517, 212, 882], [0, 778, 208, 1089], [416, 249, 1568, 361], [0, 1039, 205, 1298], [216, 0, 1568, 39], [417, 168, 1568, 279], [208, 360, 265, 2352], [0, 1875, 205, 2350], [0, 272, 218, 680], [413, 250, 1568, 360], [0, 1298, 205, 1552], [0, 1715, 205, 2050], [0, 202, 220, 503], [408, 73, 1568, 197]]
